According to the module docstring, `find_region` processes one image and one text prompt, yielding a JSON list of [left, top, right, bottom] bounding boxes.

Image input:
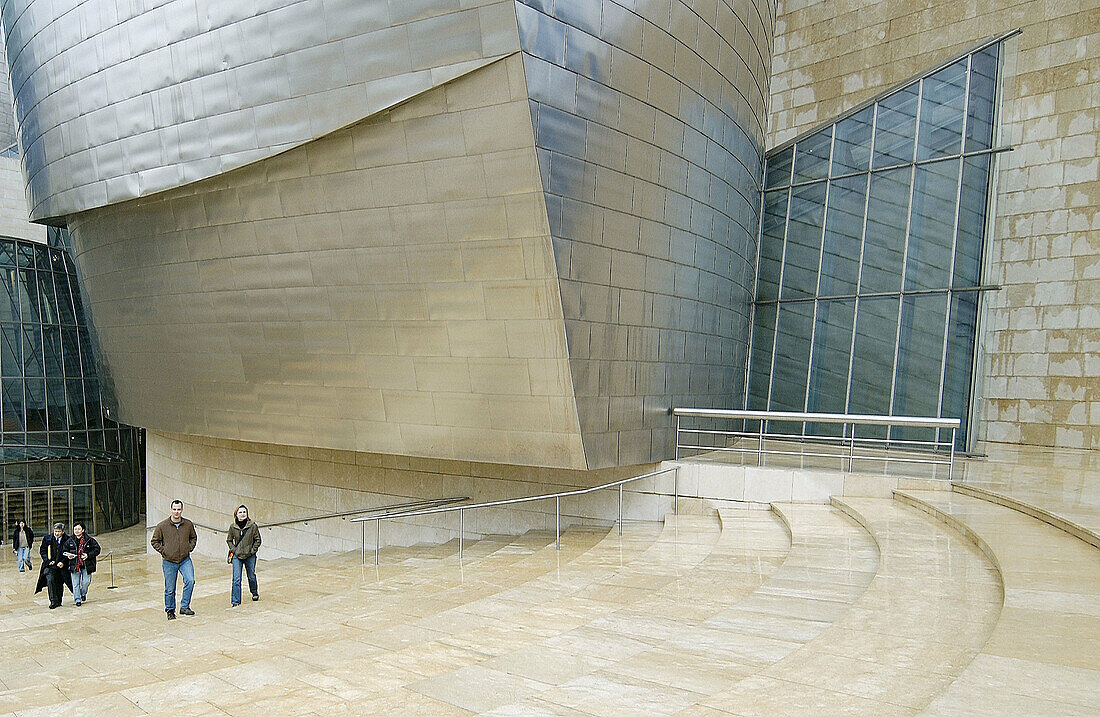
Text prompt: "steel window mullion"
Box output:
[[804, 130, 836, 421], [889, 73, 924, 433], [766, 185, 793, 411]]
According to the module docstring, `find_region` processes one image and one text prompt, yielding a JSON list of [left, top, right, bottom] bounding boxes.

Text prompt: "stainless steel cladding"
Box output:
[[2, 0, 774, 470]]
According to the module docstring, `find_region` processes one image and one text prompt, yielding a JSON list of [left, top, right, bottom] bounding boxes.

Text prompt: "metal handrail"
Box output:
[[146, 496, 470, 536], [351, 466, 679, 565], [673, 408, 959, 479]]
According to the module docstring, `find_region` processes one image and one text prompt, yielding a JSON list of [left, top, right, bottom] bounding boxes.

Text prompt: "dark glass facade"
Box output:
[[1, 229, 142, 536], [748, 43, 1003, 449]]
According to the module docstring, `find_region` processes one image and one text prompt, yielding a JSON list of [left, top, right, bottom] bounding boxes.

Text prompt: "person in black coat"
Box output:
[[35, 523, 72, 609], [63, 522, 101, 606]]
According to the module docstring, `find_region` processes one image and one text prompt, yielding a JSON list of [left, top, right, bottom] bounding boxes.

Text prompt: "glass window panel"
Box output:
[[1, 324, 20, 377], [892, 294, 948, 442], [917, 60, 967, 161], [832, 106, 873, 176], [849, 296, 900, 434], [792, 128, 832, 184], [966, 45, 999, 152], [0, 268, 18, 322], [53, 272, 76, 325], [873, 85, 918, 168], [943, 293, 978, 447], [51, 462, 72, 486], [36, 271, 58, 325], [748, 303, 777, 410], [73, 483, 93, 532], [29, 488, 48, 532], [22, 325, 43, 377], [86, 379, 103, 430], [5, 488, 25, 529], [0, 239, 15, 268], [18, 269, 38, 322], [51, 488, 70, 529], [807, 299, 855, 435], [861, 167, 911, 292], [25, 378, 46, 432], [2, 377, 24, 433], [33, 245, 49, 271], [78, 327, 96, 374], [757, 190, 788, 301], [906, 158, 961, 291], [765, 147, 793, 189], [770, 302, 813, 413], [956, 154, 991, 287], [781, 181, 826, 299], [17, 244, 34, 268], [820, 174, 867, 296], [43, 325, 63, 378], [61, 327, 81, 378], [67, 379, 86, 431], [46, 377, 67, 432]]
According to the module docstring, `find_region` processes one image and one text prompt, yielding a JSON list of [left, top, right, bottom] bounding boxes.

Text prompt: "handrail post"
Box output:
[[675, 413, 680, 459], [949, 427, 956, 481], [618, 483, 623, 535], [757, 418, 764, 466], [555, 496, 560, 551], [375, 518, 380, 566], [107, 551, 118, 589], [459, 509, 464, 560], [673, 466, 678, 515], [361, 521, 366, 565], [848, 423, 855, 473]]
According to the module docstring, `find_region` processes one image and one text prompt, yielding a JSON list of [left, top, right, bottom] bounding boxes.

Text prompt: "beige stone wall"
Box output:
[[146, 430, 665, 559], [768, 0, 1100, 449]]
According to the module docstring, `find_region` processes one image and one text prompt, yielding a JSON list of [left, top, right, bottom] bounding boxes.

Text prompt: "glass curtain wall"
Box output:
[[0, 229, 143, 535], [748, 42, 1003, 449]]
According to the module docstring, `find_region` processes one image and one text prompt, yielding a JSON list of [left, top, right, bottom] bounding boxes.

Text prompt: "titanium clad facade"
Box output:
[[3, 1, 773, 470], [519, 1, 772, 466]]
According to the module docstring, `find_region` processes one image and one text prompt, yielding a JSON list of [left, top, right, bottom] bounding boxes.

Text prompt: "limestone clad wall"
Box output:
[[146, 430, 663, 559], [768, 0, 1100, 449]]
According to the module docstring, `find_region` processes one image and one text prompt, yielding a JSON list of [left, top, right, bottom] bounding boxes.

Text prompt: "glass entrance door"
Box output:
[[29, 488, 49, 534], [5, 489, 26, 534], [27, 487, 71, 535]]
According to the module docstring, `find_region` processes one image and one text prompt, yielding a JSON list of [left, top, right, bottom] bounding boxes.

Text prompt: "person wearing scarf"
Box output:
[[64, 522, 101, 606], [226, 505, 261, 606]]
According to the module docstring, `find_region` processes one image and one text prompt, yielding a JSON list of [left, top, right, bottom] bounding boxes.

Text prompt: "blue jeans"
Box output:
[[231, 554, 258, 605], [73, 567, 91, 604], [16, 546, 30, 571], [162, 556, 195, 612]]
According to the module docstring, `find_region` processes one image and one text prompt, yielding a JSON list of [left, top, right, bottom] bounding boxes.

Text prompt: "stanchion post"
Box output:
[[361, 521, 366, 565], [618, 484, 623, 536], [375, 518, 380, 566], [107, 551, 118, 589], [459, 509, 464, 560], [555, 497, 560, 551]]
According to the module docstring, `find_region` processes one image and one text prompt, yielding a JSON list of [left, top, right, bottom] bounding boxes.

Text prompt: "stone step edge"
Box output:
[[892, 489, 1007, 607], [950, 482, 1100, 550]]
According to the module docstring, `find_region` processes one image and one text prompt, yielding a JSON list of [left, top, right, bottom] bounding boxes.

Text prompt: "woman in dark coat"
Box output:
[[11, 519, 33, 572], [35, 523, 72, 609], [63, 522, 101, 606], [226, 505, 261, 606]]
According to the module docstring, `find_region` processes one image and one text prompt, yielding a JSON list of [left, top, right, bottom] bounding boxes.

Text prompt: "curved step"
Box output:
[[952, 481, 1100, 549], [895, 489, 1100, 715], [492, 504, 876, 715]]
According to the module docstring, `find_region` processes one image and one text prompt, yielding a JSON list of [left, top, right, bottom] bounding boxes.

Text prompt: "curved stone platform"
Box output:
[[895, 489, 1100, 716]]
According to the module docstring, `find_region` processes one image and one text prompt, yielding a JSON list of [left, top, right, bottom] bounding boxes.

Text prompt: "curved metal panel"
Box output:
[[516, 0, 774, 466], [1, 0, 521, 221]]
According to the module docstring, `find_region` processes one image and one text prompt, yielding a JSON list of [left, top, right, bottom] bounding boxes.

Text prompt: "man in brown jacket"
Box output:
[[150, 499, 198, 620]]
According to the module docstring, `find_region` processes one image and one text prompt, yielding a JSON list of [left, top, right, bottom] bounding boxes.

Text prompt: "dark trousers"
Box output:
[[45, 567, 65, 607]]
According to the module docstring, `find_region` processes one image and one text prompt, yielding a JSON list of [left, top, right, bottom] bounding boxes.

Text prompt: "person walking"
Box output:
[[63, 522, 101, 606], [225, 505, 261, 606], [11, 519, 33, 572], [35, 523, 72, 609], [150, 499, 198, 620]]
